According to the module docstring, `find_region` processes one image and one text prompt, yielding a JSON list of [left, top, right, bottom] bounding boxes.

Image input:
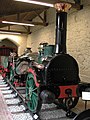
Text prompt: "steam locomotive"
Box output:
[[25, 4, 81, 116], [6, 2, 89, 118]]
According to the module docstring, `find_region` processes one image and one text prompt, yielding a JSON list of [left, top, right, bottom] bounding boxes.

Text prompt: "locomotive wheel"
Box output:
[[26, 73, 42, 113], [65, 97, 79, 109], [58, 97, 79, 109], [74, 109, 90, 120], [10, 67, 14, 84]]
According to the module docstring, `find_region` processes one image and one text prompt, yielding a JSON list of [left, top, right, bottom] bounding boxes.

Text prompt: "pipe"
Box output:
[[55, 12, 67, 54]]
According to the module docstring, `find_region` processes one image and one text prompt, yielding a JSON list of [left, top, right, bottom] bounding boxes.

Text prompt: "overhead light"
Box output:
[[0, 31, 21, 35], [14, 0, 54, 7], [2, 21, 35, 26]]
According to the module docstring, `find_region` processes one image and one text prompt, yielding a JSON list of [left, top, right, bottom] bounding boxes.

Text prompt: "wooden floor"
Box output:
[[74, 98, 90, 113]]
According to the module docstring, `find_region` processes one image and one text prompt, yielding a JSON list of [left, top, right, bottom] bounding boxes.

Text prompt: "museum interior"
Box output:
[[0, 0, 90, 120]]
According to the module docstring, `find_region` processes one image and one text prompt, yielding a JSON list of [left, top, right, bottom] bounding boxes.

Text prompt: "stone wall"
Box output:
[[67, 0, 90, 82], [27, 0, 90, 82]]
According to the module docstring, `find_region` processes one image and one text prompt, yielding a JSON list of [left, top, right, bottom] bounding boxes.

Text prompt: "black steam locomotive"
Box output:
[[4, 2, 89, 118], [25, 3, 81, 115]]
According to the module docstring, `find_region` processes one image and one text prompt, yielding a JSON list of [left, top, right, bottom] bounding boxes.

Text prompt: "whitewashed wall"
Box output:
[[27, 8, 56, 52], [0, 34, 27, 56]]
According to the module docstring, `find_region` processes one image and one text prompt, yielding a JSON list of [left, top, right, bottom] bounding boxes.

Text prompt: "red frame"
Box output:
[[28, 68, 78, 98], [58, 85, 78, 98]]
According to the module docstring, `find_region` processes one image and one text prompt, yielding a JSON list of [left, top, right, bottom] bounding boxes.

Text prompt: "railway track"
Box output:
[[0, 79, 36, 120], [0, 78, 78, 120]]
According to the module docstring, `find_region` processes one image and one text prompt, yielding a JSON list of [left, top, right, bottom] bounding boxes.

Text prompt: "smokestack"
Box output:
[[54, 3, 71, 54], [55, 12, 67, 54]]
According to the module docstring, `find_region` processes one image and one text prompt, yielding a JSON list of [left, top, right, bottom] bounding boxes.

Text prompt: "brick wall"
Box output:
[[27, 1, 90, 82]]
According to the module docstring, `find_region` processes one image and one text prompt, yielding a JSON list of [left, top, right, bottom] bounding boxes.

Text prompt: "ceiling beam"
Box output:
[[0, 8, 48, 17], [23, 12, 32, 20], [71, 2, 83, 10], [22, 26, 31, 34], [17, 13, 20, 21], [34, 10, 48, 26], [1, 19, 48, 26]]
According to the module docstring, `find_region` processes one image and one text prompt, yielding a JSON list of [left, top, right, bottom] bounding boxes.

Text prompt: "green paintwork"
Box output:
[[10, 66, 14, 84], [26, 73, 39, 113], [44, 45, 55, 56], [38, 45, 55, 64], [1, 56, 8, 68]]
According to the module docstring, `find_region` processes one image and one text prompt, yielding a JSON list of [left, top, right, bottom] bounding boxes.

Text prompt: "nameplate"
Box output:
[[82, 92, 90, 100]]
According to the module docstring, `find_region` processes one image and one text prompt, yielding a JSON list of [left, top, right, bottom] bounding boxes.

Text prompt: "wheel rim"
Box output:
[[65, 97, 79, 109], [58, 97, 79, 109], [10, 67, 14, 84], [26, 73, 39, 113]]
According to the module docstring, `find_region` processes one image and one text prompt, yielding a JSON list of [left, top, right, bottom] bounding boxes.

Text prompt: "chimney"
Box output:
[[54, 3, 71, 54]]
